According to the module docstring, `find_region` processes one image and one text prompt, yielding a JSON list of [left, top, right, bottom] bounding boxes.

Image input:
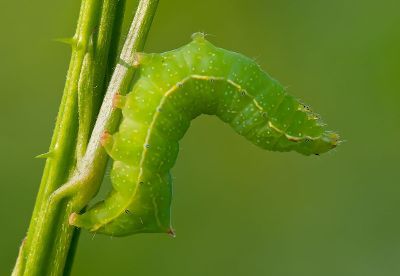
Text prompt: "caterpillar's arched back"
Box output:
[[69, 33, 340, 236]]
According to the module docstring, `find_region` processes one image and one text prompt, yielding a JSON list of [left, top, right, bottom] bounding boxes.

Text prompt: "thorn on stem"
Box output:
[[35, 151, 53, 159], [53, 37, 75, 47]]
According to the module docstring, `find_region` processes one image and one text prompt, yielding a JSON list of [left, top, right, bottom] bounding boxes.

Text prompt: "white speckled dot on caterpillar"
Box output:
[[69, 33, 340, 236]]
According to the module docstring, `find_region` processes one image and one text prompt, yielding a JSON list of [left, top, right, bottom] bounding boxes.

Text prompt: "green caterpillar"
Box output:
[[69, 33, 339, 236]]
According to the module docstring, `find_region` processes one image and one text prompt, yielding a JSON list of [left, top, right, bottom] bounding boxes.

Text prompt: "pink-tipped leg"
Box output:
[[69, 212, 78, 226], [100, 131, 114, 156], [112, 93, 126, 109], [133, 52, 151, 67]]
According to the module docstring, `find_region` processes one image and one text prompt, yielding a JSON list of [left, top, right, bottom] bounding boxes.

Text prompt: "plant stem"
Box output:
[[13, 0, 160, 274], [12, 0, 126, 275], [66, 0, 161, 193]]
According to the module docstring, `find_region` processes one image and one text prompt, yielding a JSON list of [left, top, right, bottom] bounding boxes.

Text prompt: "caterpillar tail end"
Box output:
[[68, 195, 174, 236], [69, 212, 102, 233], [69, 212, 89, 229]]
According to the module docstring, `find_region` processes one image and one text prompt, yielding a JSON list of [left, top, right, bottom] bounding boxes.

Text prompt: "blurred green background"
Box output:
[[1, 0, 399, 275]]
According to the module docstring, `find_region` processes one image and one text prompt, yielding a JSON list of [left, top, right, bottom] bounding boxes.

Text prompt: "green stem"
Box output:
[[12, 1, 126, 275]]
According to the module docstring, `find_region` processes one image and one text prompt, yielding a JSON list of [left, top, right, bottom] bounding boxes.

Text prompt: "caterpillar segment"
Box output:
[[70, 33, 340, 236]]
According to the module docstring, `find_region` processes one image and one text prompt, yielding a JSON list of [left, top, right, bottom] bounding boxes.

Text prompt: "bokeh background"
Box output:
[[1, 0, 399, 275]]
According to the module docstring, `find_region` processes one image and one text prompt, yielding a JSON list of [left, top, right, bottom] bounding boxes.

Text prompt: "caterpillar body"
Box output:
[[70, 33, 339, 236]]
